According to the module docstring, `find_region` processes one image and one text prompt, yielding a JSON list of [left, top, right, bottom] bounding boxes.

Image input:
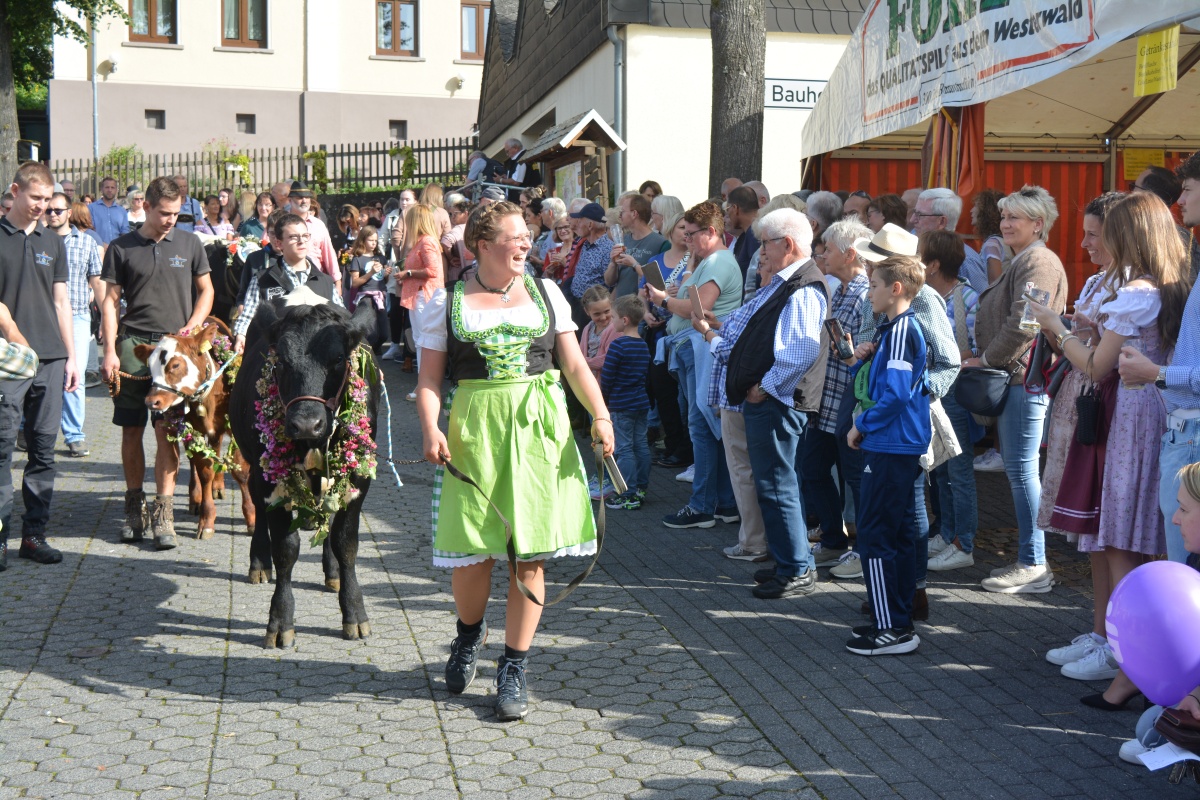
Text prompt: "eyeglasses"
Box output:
[[761, 236, 788, 246], [46, 208, 69, 216], [913, 212, 944, 219], [682, 227, 710, 240], [554, 225, 571, 232], [284, 234, 311, 244]]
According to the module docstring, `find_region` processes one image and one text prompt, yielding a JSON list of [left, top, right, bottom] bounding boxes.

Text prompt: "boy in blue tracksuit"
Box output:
[[845, 255, 931, 656]]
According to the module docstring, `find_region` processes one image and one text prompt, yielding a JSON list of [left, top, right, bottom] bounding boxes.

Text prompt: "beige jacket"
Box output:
[[974, 241, 1069, 384]]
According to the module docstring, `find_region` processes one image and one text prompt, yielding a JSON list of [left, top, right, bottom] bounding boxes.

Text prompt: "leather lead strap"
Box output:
[[440, 446, 606, 608]]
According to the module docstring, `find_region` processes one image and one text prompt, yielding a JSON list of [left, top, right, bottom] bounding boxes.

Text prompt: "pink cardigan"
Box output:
[[580, 322, 620, 381], [400, 235, 443, 310]]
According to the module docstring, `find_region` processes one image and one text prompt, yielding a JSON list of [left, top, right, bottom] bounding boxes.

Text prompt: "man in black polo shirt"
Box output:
[[101, 176, 213, 551], [0, 162, 80, 569]]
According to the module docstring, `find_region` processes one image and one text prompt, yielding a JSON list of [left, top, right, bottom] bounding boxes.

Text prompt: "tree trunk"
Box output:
[[708, 0, 765, 197], [0, 0, 19, 178]]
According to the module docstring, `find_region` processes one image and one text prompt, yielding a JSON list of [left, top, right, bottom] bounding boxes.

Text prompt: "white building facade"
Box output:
[[50, 0, 491, 159]]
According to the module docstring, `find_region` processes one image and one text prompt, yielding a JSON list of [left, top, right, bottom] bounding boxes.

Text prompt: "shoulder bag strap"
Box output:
[[952, 284, 969, 352]]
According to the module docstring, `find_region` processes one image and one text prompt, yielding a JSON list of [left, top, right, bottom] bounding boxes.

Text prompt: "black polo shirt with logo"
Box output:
[[0, 217, 69, 360], [102, 227, 210, 335]]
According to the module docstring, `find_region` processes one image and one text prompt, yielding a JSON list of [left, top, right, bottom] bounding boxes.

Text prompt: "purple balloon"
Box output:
[[1106, 560, 1200, 706]]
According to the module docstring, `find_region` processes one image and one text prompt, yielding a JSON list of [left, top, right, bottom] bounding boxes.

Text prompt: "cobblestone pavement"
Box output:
[[0, 363, 1190, 799]]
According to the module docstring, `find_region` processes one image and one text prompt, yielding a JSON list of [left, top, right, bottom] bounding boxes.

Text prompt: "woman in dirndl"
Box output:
[[414, 201, 614, 722]]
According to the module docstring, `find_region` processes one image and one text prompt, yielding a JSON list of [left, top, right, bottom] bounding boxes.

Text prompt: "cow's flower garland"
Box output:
[[254, 347, 376, 547], [163, 333, 241, 472]]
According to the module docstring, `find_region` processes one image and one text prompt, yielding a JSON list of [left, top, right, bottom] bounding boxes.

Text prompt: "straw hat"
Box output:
[[852, 223, 919, 262]]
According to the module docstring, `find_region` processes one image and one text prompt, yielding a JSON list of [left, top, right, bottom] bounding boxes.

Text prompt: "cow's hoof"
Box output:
[[343, 621, 371, 640], [187, 501, 200, 516], [264, 629, 295, 648], [214, 488, 225, 500], [324, 578, 340, 593], [248, 568, 271, 584], [244, 525, 254, 537], [196, 527, 214, 540]]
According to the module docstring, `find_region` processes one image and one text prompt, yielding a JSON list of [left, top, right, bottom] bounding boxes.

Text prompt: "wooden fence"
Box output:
[[49, 137, 478, 197]]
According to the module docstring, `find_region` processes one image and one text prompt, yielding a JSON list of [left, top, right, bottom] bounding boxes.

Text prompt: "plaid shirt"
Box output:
[[816, 273, 869, 434], [63, 226, 103, 314], [0, 338, 38, 380], [710, 259, 825, 411], [857, 283, 961, 399]]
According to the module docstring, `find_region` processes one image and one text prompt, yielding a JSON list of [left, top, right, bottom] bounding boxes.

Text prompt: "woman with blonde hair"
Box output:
[[1029, 190, 1191, 692], [650, 194, 684, 234], [399, 203, 445, 399]]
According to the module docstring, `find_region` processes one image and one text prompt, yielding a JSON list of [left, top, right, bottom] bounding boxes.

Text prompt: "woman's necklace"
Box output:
[[475, 272, 518, 303]]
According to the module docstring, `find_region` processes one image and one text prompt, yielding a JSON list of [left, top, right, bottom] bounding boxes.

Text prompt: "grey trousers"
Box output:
[[0, 359, 66, 541]]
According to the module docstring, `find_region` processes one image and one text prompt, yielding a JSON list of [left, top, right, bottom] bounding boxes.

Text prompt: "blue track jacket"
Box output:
[[851, 308, 931, 455]]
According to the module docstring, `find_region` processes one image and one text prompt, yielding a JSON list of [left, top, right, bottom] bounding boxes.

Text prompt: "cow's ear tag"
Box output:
[[200, 341, 212, 353]]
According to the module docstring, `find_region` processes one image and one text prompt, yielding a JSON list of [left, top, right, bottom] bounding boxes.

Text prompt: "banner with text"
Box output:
[[802, 0, 1200, 156]]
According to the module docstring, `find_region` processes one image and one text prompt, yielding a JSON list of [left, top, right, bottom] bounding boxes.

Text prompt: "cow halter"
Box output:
[[281, 357, 353, 431], [152, 351, 217, 416]]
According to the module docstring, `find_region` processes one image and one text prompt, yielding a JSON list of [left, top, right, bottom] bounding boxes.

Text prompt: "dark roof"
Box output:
[[614, 1, 865, 34], [478, 1, 865, 146]]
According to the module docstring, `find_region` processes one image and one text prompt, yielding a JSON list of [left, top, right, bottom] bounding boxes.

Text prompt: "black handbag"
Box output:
[[1023, 333, 1054, 394], [954, 366, 1012, 418], [1075, 381, 1099, 445]]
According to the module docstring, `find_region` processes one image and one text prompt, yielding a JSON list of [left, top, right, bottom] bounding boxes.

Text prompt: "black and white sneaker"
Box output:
[[662, 506, 714, 529], [494, 656, 529, 721], [845, 626, 920, 656]]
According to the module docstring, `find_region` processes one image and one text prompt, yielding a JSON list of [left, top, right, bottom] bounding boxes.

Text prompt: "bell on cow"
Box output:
[[196, 405, 207, 418], [303, 449, 325, 472]]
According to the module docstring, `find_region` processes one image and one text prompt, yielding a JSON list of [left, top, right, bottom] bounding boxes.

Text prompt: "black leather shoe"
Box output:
[[752, 570, 816, 599], [753, 566, 777, 584], [19, 533, 62, 564]]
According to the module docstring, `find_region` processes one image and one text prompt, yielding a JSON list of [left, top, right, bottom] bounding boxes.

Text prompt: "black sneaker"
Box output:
[[653, 454, 691, 468], [15, 431, 26, 452], [605, 490, 636, 510], [714, 506, 740, 524], [19, 533, 62, 564], [845, 627, 920, 656], [752, 570, 816, 599], [494, 656, 529, 722], [662, 506, 714, 529], [753, 566, 777, 584], [445, 620, 487, 694]]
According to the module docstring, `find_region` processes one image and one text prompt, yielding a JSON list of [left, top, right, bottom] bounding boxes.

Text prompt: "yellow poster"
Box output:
[[1124, 149, 1166, 183], [1134, 26, 1179, 97]]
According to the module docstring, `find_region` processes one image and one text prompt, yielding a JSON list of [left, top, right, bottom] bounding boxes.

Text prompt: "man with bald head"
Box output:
[[744, 181, 770, 208], [720, 177, 743, 201], [270, 182, 291, 212]]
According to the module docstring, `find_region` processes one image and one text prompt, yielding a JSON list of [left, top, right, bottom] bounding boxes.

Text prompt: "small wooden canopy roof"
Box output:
[[522, 110, 627, 163]]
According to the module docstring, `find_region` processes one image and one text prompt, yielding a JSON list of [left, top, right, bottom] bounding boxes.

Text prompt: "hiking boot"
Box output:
[[494, 656, 529, 722], [445, 620, 488, 694], [151, 496, 177, 551], [121, 489, 148, 543], [19, 532, 62, 564]]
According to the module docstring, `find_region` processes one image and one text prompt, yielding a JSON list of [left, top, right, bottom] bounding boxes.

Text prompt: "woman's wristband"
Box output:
[[592, 417, 612, 426]]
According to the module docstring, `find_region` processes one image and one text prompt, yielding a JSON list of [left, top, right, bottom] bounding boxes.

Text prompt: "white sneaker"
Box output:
[[405, 391, 417, 402], [382, 344, 401, 360], [1119, 739, 1150, 765], [927, 546, 974, 571], [1046, 632, 1105, 666], [927, 535, 950, 558], [723, 544, 770, 562], [587, 475, 614, 500], [1061, 643, 1119, 681], [973, 448, 1005, 471], [675, 465, 695, 483], [990, 561, 1018, 578], [829, 550, 863, 579], [980, 562, 1054, 594]]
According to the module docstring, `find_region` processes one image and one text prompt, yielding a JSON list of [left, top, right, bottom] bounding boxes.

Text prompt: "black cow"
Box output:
[[229, 300, 380, 648]]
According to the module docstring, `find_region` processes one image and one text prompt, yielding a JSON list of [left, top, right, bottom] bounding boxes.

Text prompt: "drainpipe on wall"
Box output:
[[90, 15, 99, 161], [605, 24, 625, 195]]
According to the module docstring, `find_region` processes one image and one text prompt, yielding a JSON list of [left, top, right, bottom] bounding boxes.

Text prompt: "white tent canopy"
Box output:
[[802, 0, 1200, 157]]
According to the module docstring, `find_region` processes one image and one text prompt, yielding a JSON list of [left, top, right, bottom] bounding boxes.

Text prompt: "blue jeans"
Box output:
[[1136, 705, 1168, 748], [743, 396, 814, 577], [932, 393, 978, 552], [612, 410, 650, 491], [997, 385, 1050, 565], [801, 426, 846, 549], [675, 340, 733, 514], [1161, 417, 1200, 563], [60, 312, 92, 444]]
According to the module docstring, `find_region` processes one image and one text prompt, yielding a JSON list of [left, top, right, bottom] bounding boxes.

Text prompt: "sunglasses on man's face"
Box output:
[[46, 207, 69, 215]]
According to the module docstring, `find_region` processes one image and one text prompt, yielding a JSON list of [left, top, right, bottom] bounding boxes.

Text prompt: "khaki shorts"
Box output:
[[111, 332, 161, 428]]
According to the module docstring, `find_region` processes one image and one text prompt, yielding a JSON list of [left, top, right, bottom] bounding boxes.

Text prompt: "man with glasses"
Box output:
[[232, 214, 343, 354], [0, 162, 79, 570], [286, 181, 340, 295], [59, 180, 75, 203], [912, 188, 988, 293], [44, 193, 102, 458], [102, 176, 213, 551]]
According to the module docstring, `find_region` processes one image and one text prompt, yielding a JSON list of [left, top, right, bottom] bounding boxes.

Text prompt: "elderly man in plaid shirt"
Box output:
[[805, 219, 873, 568], [45, 192, 103, 457]]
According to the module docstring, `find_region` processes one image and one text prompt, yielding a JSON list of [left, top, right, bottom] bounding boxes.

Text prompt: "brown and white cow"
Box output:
[[135, 318, 254, 540]]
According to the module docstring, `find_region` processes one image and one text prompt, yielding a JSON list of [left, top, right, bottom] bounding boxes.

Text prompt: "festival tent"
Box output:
[[800, 0, 1200, 289]]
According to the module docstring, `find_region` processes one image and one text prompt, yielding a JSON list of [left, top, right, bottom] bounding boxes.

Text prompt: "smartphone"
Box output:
[[692, 290, 707, 319], [642, 261, 667, 292], [825, 318, 854, 360]]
